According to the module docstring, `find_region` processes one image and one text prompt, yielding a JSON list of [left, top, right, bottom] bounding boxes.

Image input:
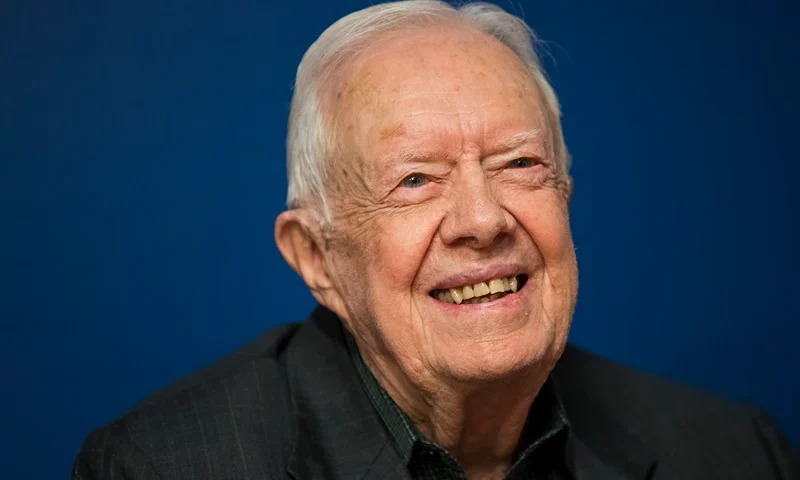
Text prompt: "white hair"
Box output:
[[286, 0, 570, 220]]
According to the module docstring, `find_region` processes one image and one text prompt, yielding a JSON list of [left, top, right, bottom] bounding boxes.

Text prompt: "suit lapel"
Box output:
[[285, 306, 410, 480], [361, 443, 414, 480], [554, 346, 657, 480], [566, 432, 654, 480]]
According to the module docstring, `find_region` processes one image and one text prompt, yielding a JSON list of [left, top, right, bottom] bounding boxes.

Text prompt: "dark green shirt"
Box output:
[[345, 332, 572, 480]]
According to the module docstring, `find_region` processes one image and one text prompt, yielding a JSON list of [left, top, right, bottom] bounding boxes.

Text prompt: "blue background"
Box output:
[[1, 0, 798, 478]]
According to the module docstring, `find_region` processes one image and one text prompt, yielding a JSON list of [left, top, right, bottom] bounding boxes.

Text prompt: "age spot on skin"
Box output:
[[379, 121, 406, 141]]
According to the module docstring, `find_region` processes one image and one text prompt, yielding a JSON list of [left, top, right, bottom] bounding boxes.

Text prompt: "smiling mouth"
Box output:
[[430, 275, 528, 305]]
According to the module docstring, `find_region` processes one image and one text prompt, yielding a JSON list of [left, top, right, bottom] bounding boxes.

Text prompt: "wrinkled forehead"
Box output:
[[326, 24, 550, 173]]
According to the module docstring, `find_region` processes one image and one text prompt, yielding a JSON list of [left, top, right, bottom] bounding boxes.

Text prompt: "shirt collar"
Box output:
[[346, 331, 419, 462]]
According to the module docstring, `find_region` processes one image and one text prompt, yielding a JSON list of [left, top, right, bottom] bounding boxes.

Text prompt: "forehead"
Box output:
[[331, 25, 549, 160]]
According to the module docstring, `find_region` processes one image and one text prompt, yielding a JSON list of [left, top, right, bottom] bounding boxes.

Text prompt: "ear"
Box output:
[[557, 174, 574, 203], [564, 175, 574, 202], [274, 209, 344, 313]]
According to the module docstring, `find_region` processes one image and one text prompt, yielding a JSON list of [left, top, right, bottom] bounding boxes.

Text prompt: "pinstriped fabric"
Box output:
[[72, 339, 296, 479], [222, 382, 251, 480], [71, 307, 798, 480], [188, 386, 213, 475]]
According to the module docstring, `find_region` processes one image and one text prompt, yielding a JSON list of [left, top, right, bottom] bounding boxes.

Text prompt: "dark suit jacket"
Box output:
[[73, 306, 798, 479]]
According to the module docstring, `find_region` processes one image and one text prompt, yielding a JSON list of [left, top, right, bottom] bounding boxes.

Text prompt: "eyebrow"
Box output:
[[379, 128, 545, 167], [382, 147, 438, 165], [491, 129, 544, 151]]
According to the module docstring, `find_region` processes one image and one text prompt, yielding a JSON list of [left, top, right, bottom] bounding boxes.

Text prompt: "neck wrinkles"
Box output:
[[351, 330, 554, 474]]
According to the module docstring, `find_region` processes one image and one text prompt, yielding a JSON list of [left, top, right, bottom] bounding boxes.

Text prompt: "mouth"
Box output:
[[429, 274, 528, 305]]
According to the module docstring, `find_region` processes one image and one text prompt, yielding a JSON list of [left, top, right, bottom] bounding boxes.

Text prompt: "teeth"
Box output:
[[434, 275, 522, 304], [449, 288, 463, 304], [462, 285, 474, 300], [473, 282, 490, 297], [488, 279, 504, 294]]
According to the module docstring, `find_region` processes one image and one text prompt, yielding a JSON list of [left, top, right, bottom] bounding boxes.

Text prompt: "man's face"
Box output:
[[322, 25, 578, 387]]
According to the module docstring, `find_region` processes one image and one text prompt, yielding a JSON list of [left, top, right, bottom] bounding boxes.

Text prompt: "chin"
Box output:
[[435, 326, 557, 384]]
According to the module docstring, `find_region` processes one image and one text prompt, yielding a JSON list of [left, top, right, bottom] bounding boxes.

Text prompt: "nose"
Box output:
[[439, 167, 516, 248]]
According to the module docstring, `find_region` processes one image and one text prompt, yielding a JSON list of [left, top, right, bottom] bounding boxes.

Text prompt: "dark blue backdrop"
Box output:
[[1, 1, 798, 478]]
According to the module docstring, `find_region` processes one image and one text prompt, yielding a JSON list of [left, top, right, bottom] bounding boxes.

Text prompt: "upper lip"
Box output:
[[429, 264, 525, 292]]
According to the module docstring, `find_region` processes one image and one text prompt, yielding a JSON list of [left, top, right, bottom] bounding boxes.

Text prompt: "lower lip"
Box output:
[[430, 282, 528, 312]]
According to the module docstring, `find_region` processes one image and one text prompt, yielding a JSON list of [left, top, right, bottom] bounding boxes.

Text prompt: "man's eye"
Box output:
[[509, 157, 535, 168], [401, 173, 429, 188]]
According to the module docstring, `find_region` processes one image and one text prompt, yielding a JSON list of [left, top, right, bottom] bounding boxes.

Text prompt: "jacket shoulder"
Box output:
[[556, 344, 750, 415], [556, 345, 798, 478], [73, 322, 301, 480], [134, 322, 299, 410]]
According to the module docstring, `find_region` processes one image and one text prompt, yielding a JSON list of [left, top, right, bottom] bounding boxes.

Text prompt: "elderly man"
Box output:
[[73, 1, 797, 479]]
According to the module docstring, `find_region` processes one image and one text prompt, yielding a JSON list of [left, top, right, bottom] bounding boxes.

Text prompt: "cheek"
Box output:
[[513, 192, 578, 324], [350, 210, 441, 355], [369, 210, 440, 296], [512, 192, 573, 261]]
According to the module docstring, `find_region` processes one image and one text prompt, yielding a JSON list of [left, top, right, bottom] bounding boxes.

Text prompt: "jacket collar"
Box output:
[[553, 348, 657, 480], [284, 306, 411, 480], [286, 306, 655, 480]]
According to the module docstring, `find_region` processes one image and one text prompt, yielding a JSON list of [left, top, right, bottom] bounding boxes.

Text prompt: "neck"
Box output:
[[364, 353, 547, 479]]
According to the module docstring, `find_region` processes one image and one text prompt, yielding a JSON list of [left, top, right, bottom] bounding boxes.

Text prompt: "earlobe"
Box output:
[[560, 175, 574, 203], [276, 210, 322, 281], [274, 210, 305, 276], [274, 209, 334, 302], [274, 209, 350, 320]]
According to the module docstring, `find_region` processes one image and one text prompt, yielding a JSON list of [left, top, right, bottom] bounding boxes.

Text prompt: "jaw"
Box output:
[[411, 268, 562, 376]]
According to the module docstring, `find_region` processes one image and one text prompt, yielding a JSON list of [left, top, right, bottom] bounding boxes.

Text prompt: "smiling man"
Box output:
[[73, 1, 797, 479]]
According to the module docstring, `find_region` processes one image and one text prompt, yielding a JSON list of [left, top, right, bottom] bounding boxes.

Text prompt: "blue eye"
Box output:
[[509, 157, 535, 168], [401, 173, 429, 188]]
